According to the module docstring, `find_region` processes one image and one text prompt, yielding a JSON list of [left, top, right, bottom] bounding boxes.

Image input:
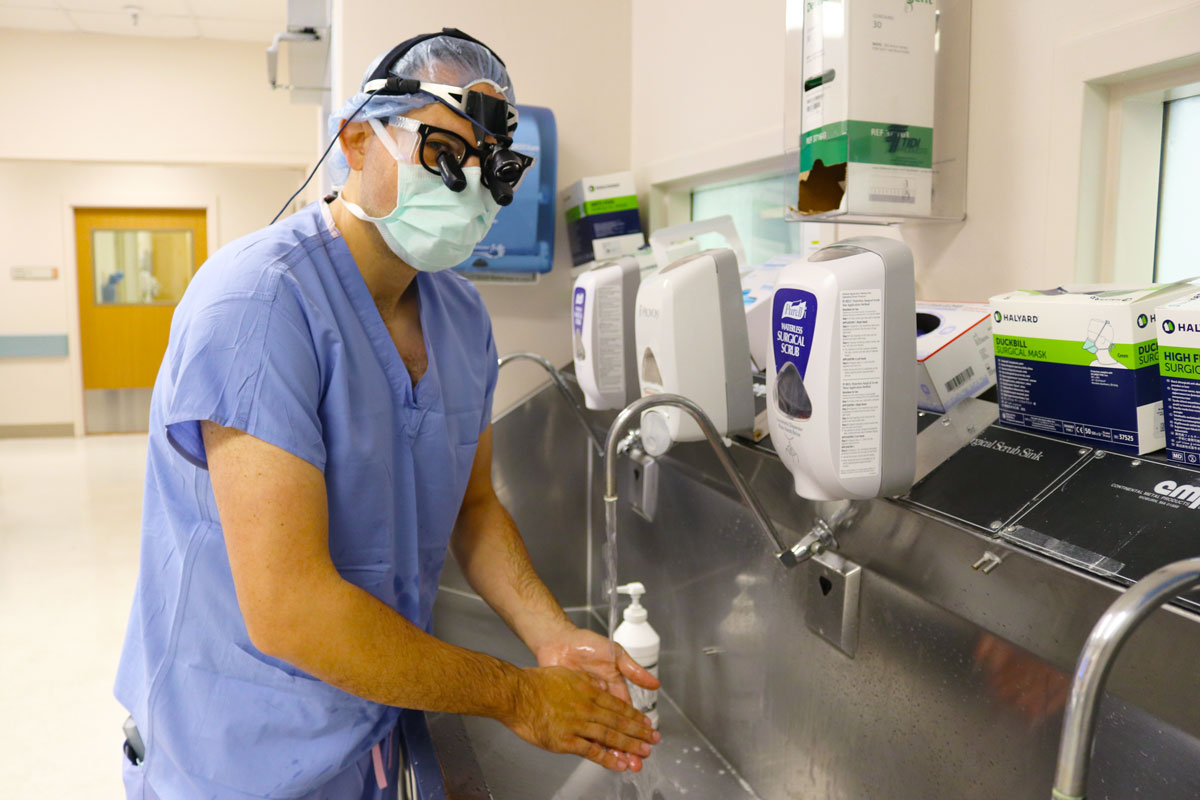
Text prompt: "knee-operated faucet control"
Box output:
[[497, 352, 605, 456], [1052, 557, 1200, 800], [604, 393, 831, 568]]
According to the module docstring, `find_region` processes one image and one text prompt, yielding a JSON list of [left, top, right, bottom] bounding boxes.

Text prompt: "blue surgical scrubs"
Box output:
[[115, 200, 498, 799]]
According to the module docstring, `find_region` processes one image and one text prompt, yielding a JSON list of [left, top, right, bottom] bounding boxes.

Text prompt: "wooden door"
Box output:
[[75, 208, 207, 393]]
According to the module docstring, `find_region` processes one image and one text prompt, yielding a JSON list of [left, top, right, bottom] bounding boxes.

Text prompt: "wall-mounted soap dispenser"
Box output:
[[634, 248, 754, 456], [572, 256, 641, 410], [766, 236, 916, 500]]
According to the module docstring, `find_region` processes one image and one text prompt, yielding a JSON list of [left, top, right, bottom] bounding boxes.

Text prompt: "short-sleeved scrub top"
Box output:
[[115, 200, 499, 799]]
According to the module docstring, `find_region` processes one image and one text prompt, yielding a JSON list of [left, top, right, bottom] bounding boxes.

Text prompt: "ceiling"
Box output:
[[0, 0, 288, 43]]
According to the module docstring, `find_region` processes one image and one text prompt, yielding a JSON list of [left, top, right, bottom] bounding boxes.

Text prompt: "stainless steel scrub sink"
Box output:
[[430, 590, 761, 800]]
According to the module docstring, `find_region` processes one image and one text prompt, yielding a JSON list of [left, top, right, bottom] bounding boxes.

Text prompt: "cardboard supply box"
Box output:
[[796, 0, 936, 218], [915, 302, 995, 413], [1155, 290, 1200, 465], [990, 282, 1197, 454], [560, 172, 644, 267]]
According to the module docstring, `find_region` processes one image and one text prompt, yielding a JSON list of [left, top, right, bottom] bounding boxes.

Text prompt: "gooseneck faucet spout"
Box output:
[[604, 393, 819, 568], [497, 353, 605, 456], [1052, 557, 1200, 800]]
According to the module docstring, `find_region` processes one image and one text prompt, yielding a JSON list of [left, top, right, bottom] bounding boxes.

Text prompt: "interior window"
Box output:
[[690, 174, 810, 267], [1154, 94, 1200, 283]]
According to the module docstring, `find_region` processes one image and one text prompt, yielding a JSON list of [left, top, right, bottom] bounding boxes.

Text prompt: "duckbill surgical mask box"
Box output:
[[990, 281, 1197, 454], [1155, 292, 1200, 465], [795, 0, 936, 218], [561, 172, 644, 266], [915, 301, 995, 413]]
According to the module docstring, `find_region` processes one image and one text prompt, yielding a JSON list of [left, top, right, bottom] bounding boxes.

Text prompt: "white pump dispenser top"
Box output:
[[618, 582, 648, 624]]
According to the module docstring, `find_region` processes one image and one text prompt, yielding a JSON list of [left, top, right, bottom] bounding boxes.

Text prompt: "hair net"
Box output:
[[326, 36, 515, 187]]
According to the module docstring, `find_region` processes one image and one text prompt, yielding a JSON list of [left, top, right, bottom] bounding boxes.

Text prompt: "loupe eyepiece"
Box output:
[[488, 179, 515, 206], [436, 151, 467, 192], [483, 148, 528, 206]]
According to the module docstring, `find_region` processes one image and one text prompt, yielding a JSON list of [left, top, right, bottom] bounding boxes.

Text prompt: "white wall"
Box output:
[[0, 29, 314, 433], [631, 0, 1200, 302], [332, 0, 633, 415], [0, 29, 315, 166]]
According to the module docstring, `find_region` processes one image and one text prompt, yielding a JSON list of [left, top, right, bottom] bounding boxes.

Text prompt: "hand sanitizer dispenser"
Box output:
[[572, 256, 641, 410], [766, 237, 916, 500], [635, 248, 754, 455]]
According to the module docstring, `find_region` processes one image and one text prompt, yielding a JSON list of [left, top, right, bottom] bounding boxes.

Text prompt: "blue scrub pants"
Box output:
[[121, 739, 400, 800]]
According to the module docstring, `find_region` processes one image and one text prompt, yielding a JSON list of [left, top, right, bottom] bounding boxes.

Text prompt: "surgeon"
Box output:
[[115, 28, 660, 800]]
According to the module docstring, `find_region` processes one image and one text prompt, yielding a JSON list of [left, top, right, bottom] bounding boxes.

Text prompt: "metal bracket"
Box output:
[[972, 551, 1003, 574], [804, 551, 862, 657], [628, 446, 659, 522]]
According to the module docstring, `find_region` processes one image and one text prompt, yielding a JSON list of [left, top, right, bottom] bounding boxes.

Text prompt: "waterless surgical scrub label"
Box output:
[[772, 288, 819, 423], [839, 289, 883, 479], [572, 287, 586, 361]]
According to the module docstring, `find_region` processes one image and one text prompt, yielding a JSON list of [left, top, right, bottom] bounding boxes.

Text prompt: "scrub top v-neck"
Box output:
[[115, 200, 499, 800]]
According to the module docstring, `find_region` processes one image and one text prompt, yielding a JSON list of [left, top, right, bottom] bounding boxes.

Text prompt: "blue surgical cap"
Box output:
[[327, 36, 516, 187]]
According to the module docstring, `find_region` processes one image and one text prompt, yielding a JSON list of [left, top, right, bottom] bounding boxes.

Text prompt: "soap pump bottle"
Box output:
[[613, 582, 660, 728]]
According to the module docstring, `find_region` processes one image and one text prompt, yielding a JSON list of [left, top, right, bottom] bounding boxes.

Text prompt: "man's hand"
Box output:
[[501, 666, 658, 773], [534, 627, 661, 706], [534, 627, 662, 771]]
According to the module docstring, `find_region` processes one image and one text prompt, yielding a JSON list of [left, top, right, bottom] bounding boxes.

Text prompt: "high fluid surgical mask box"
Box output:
[[1155, 291, 1200, 465], [561, 172, 644, 267], [915, 302, 995, 413], [796, 0, 936, 218], [990, 282, 1197, 454]]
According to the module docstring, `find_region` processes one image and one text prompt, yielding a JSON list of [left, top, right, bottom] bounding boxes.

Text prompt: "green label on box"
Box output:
[[801, 120, 934, 172], [1160, 346, 1200, 378], [582, 195, 639, 216], [565, 205, 582, 224], [993, 335, 1160, 371]]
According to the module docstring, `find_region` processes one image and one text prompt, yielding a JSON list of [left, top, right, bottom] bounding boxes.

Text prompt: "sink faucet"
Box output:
[[497, 352, 605, 456], [1052, 557, 1200, 800], [604, 393, 833, 567]]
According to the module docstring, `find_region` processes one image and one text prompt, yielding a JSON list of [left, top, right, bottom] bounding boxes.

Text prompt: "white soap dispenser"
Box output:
[[572, 256, 642, 410], [634, 247, 755, 456], [766, 236, 917, 500], [613, 582, 660, 728]]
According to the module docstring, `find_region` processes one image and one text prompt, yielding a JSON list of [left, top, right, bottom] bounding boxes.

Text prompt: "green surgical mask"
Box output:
[[342, 121, 499, 271]]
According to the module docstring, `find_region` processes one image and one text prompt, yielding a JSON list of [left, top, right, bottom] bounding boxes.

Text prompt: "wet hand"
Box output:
[[503, 666, 660, 772], [534, 627, 661, 707]]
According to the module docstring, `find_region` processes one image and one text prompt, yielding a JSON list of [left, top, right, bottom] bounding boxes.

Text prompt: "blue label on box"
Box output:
[[1163, 375, 1200, 464], [566, 210, 643, 266], [994, 357, 1161, 453]]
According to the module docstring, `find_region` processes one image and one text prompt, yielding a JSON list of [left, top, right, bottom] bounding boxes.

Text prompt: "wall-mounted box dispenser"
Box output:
[[455, 105, 557, 278], [783, 0, 971, 224]]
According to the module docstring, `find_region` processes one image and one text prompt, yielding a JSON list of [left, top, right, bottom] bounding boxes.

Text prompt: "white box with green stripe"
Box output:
[[1155, 291, 1200, 464], [796, 0, 935, 218], [560, 172, 644, 267], [990, 282, 1196, 454]]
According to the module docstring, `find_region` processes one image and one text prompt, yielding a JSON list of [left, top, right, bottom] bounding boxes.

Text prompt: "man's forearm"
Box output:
[[258, 568, 523, 720], [451, 494, 574, 653]]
